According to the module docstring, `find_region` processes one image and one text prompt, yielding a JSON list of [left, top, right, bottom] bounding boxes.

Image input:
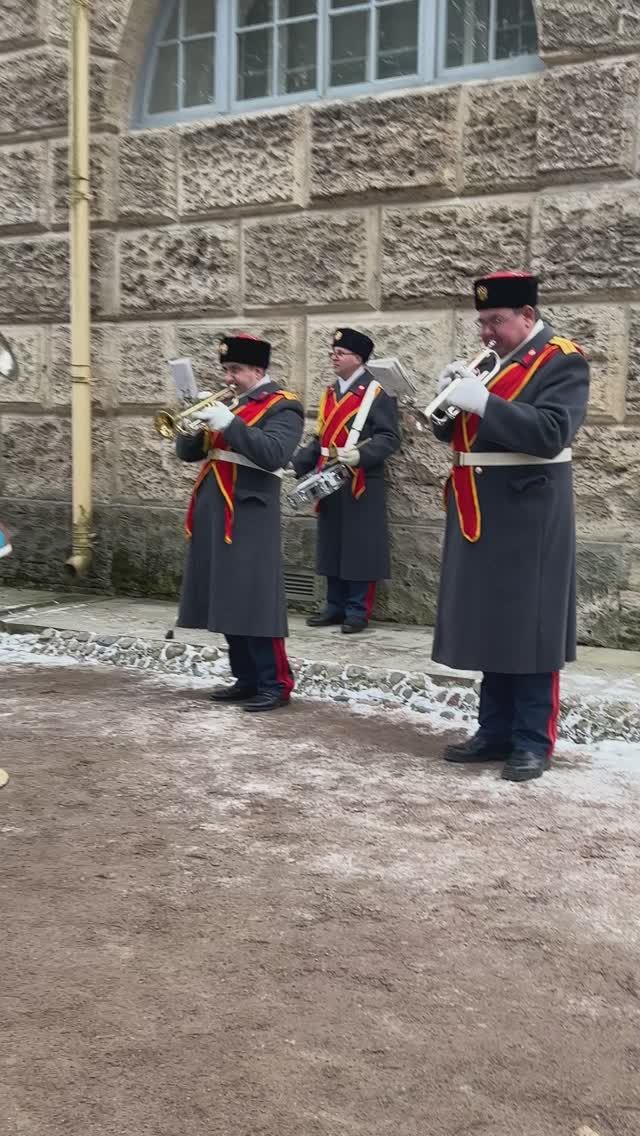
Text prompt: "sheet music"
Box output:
[[169, 358, 199, 402], [367, 357, 417, 399]]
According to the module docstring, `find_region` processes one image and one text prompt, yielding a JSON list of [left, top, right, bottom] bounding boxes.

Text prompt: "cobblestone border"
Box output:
[[1, 627, 638, 745]]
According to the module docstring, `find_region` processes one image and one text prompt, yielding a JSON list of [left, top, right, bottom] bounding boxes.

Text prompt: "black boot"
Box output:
[[342, 617, 368, 634], [501, 750, 550, 782], [209, 682, 256, 703], [306, 610, 343, 628], [242, 692, 290, 712], [444, 734, 511, 763]]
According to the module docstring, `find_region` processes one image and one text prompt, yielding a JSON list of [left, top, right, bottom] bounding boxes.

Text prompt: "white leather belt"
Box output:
[[452, 448, 572, 468], [320, 446, 331, 457], [209, 448, 284, 479]]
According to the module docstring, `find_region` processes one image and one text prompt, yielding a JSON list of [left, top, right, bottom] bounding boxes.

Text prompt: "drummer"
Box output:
[[292, 328, 401, 633]]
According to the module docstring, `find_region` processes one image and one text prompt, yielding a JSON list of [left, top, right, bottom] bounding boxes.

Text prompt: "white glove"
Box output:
[[197, 389, 213, 400], [194, 403, 234, 431], [335, 445, 360, 467], [446, 374, 490, 417], [436, 360, 476, 394]]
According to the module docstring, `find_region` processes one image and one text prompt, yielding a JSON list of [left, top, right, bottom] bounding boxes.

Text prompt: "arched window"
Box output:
[[138, 0, 539, 124]]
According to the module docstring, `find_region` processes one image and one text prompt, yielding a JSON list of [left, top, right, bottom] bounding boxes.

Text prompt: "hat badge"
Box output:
[[219, 342, 228, 356], [476, 284, 489, 302], [334, 330, 342, 341]]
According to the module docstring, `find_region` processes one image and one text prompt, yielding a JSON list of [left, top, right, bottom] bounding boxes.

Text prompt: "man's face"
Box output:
[[222, 363, 265, 393], [476, 306, 536, 357], [329, 347, 363, 380]]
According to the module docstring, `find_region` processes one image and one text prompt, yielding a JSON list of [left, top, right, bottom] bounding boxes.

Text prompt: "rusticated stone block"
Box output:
[[387, 412, 452, 527], [626, 306, 640, 415], [533, 188, 640, 296], [310, 87, 459, 202], [107, 504, 185, 598], [47, 325, 114, 410], [382, 201, 531, 305], [116, 417, 198, 504], [538, 60, 640, 180], [576, 541, 624, 647], [244, 211, 374, 309], [1, 416, 114, 502], [117, 324, 176, 405], [0, 145, 46, 232], [175, 320, 304, 396], [50, 137, 117, 227], [0, 49, 114, 136], [462, 77, 538, 193], [0, 236, 69, 321], [0, 0, 42, 48], [119, 132, 178, 224], [540, 0, 640, 56], [180, 110, 304, 216], [542, 304, 627, 421], [385, 524, 443, 625], [574, 426, 640, 541], [0, 326, 43, 402], [305, 314, 453, 410], [48, 0, 133, 55], [119, 224, 239, 316]]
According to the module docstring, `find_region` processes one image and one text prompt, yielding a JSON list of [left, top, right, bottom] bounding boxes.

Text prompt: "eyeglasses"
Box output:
[[475, 312, 521, 331], [329, 348, 356, 359]]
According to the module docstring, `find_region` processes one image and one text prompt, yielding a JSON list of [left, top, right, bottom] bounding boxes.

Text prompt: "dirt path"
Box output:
[[1, 663, 639, 1136]]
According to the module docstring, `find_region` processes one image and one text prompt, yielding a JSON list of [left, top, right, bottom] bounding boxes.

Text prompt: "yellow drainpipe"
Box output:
[[65, 0, 93, 577]]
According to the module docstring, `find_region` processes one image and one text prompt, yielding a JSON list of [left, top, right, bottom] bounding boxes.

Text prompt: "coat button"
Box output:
[[474, 466, 483, 474]]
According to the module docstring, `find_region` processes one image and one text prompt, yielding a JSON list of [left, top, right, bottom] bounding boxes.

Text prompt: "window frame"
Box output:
[[135, 0, 541, 127]]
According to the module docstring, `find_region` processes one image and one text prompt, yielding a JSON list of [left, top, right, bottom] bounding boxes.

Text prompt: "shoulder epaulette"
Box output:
[[277, 390, 302, 402], [549, 336, 584, 357]]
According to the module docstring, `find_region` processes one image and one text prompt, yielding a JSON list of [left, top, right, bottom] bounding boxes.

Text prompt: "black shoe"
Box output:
[[209, 682, 257, 703], [341, 618, 368, 634], [444, 734, 511, 763], [242, 692, 291, 713], [501, 750, 550, 782], [306, 611, 343, 628]]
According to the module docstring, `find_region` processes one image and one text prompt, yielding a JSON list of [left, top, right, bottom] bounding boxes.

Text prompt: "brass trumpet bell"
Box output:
[[153, 386, 238, 439]]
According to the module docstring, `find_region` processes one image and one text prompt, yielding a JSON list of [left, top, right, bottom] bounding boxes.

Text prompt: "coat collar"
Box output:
[[332, 368, 374, 398], [508, 322, 555, 366], [239, 380, 281, 405]]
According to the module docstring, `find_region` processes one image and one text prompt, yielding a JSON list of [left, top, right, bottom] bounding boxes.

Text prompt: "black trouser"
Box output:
[[325, 577, 376, 621], [225, 635, 294, 698], [477, 672, 560, 757]]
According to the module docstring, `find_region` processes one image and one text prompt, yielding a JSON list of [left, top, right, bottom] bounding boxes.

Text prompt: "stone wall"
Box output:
[[1, 0, 640, 646]]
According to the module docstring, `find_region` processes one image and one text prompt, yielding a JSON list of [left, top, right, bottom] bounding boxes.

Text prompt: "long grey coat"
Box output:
[[177, 383, 304, 638], [292, 372, 401, 580], [432, 324, 590, 674]]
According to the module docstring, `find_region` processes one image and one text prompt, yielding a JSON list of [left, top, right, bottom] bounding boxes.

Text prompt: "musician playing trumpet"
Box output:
[[176, 333, 304, 712], [431, 273, 590, 782]]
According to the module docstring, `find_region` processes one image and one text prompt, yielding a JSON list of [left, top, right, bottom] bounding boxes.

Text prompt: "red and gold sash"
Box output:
[[185, 391, 289, 544], [449, 341, 563, 542], [316, 383, 379, 501]]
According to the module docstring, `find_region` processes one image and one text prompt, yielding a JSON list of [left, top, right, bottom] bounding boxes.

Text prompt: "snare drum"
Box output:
[[286, 464, 350, 511]]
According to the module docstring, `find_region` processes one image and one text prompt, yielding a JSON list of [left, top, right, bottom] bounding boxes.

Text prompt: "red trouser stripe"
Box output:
[[546, 671, 560, 757], [365, 582, 377, 619], [272, 639, 295, 696]]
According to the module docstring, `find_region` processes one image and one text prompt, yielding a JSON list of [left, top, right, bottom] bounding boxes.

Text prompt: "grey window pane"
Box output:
[[238, 0, 273, 26], [496, 0, 537, 58], [446, 0, 490, 68], [331, 0, 364, 8], [148, 43, 179, 113], [183, 37, 215, 106], [237, 27, 273, 98], [277, 20, 316, 93], [278, 0, 316, 17], [163, 2, 179, 40], [185, 0, 216, 36], [376, 0, 418, 79], [330, 10, 369, 86]]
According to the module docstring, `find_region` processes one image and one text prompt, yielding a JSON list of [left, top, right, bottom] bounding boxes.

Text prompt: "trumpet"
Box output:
[[153, 385, 239, 439], [423, 344, 501, 428]]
